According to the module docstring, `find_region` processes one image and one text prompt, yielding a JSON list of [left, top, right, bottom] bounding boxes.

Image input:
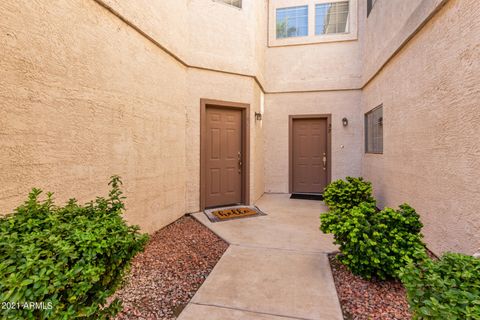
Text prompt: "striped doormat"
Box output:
[[204, 205, 267, 223]]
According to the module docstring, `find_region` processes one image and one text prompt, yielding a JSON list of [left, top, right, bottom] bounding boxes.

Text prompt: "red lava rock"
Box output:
[[112, 216, 228, 319], [329, 254, 412, 320]]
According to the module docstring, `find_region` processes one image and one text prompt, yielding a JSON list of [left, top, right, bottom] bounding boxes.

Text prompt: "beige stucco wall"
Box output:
[[1, 0, 266, 228], [99, 0, 189, 61], [187, 0, 267, 82], [264, 0, 364, 92], [0, 0, 187, 233], [362, 0, 480, 255], [264, 91, 363, 193], [97, 0, 268, 212], [100, 0, 267, 84], [361, 0, 447, 83], [1, 0, 478, 256]]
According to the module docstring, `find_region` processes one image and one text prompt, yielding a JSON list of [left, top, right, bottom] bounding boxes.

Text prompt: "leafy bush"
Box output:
[[321, 178, 427, 279], [401, 253, 480, 319], [320, 177, 377, 251], [323, 176, 376, 212], [0, 176, 149, 319]]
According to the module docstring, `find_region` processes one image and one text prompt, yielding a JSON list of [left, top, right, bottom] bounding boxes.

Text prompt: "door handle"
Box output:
[[238, 151, 242, 173], [322, 153, 327, 171]]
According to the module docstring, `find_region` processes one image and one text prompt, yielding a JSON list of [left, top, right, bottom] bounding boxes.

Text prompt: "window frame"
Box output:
[[367, 0, 378, 17], [213, 0, 242, 9], [276, 5, 309, 39], [364, 104, 384, 154], [268, 0, 358, 47], [315, 1, 350, 36]]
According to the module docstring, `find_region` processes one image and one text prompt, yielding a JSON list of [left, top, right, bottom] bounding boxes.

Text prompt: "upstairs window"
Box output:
[[367, 0, 378, 17], [315, 2, 350, 35], [269, 0, 357, 46], [215, 0, 242, 8], [276, 6, 308, 39], [365, 105, 383, 154]]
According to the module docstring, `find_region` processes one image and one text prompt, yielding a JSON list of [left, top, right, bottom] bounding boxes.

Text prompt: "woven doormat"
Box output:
[[204, 205, 267, 223]]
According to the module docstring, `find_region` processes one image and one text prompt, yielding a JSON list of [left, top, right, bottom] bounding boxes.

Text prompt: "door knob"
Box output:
[[322, 153, 327, 171]]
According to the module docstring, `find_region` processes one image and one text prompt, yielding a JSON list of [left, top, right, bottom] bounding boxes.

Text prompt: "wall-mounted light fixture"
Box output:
[[255, 112, 262, 121], [342, 117, 349, 127]]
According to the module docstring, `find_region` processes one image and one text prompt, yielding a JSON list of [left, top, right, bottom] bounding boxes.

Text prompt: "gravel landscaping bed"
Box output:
[[113, 216, 228, 319], [329, 254, 412, 320]]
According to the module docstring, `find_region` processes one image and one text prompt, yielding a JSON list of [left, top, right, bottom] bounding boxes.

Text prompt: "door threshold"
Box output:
[[205, 203, 244, 210], [292, 192, 323, 196], [290, 193, 324, 201]]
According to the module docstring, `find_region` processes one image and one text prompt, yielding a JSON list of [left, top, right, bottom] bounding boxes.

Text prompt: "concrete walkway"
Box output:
[[178, 194, 343, 320]]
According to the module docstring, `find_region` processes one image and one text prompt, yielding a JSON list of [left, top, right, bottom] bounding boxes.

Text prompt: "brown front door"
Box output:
[[291, 118, 328, 193], [205, 107, 243, 208]]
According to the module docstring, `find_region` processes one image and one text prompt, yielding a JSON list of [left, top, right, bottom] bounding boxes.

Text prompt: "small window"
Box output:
[[315, 2, 350, 35], [276, 6, 308, 39], [215, 0, 242, 8], [365, 105, 383, 154], [367, 0, 378, 17]]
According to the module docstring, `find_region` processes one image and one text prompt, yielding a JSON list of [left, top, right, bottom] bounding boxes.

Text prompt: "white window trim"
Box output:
[[276, 5, 309, 39], [212, 0, 242, 10], [269, 0, 358, 47]]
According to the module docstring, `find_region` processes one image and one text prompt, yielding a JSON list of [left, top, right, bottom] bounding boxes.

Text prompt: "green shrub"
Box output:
[[401, 253, 480, 319], [321, 201, 427, 279], [0, 176, 149, 319], [323, 176, 376, 212], [320, 177, 377, 265]]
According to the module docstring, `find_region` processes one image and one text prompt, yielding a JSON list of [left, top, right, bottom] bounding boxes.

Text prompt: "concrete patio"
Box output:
[[178, 194, 343, 320]]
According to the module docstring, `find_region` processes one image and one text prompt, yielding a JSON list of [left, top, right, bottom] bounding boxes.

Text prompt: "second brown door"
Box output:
[[291, 118, 328, 194], [205, 107, 243, 208]]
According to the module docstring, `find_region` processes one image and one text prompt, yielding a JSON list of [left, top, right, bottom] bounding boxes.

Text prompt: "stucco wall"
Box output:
[[264, 91, 363, 193], [99, 0, 189, 61], [1, 0, 267, 229], [264, 0, 364, 92], [361, 0, 447, 84], [187, 0, 267, 81], [0, 0, 187, 233], [100, 0, 267, 83], [362, 0, 480, 255], [2, 0, 478, 256]]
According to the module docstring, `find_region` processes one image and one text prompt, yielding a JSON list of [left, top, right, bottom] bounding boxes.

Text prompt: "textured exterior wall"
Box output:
[[264, 91, 363, 193], [0, 0, 267, 229], [253, 0, 268, 85], [0, 0, 187, 233], [100, 0, 189, 61], [101, 0, 267, 82], [264, 0, 364, 92], [362, 0, 480, 255], [94, 0, 268, 213], [361, 0, 446, 83], [187, 0, 267, 80], [1, 0, 478, 256]]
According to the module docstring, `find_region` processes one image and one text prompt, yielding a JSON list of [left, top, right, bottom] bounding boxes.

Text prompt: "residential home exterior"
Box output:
[[0, 0, 478, 256]]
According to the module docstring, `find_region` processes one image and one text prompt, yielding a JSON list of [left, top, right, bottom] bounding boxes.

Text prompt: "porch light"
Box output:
[[342, 117, 348, 127], [255, 112, 262, 121]]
